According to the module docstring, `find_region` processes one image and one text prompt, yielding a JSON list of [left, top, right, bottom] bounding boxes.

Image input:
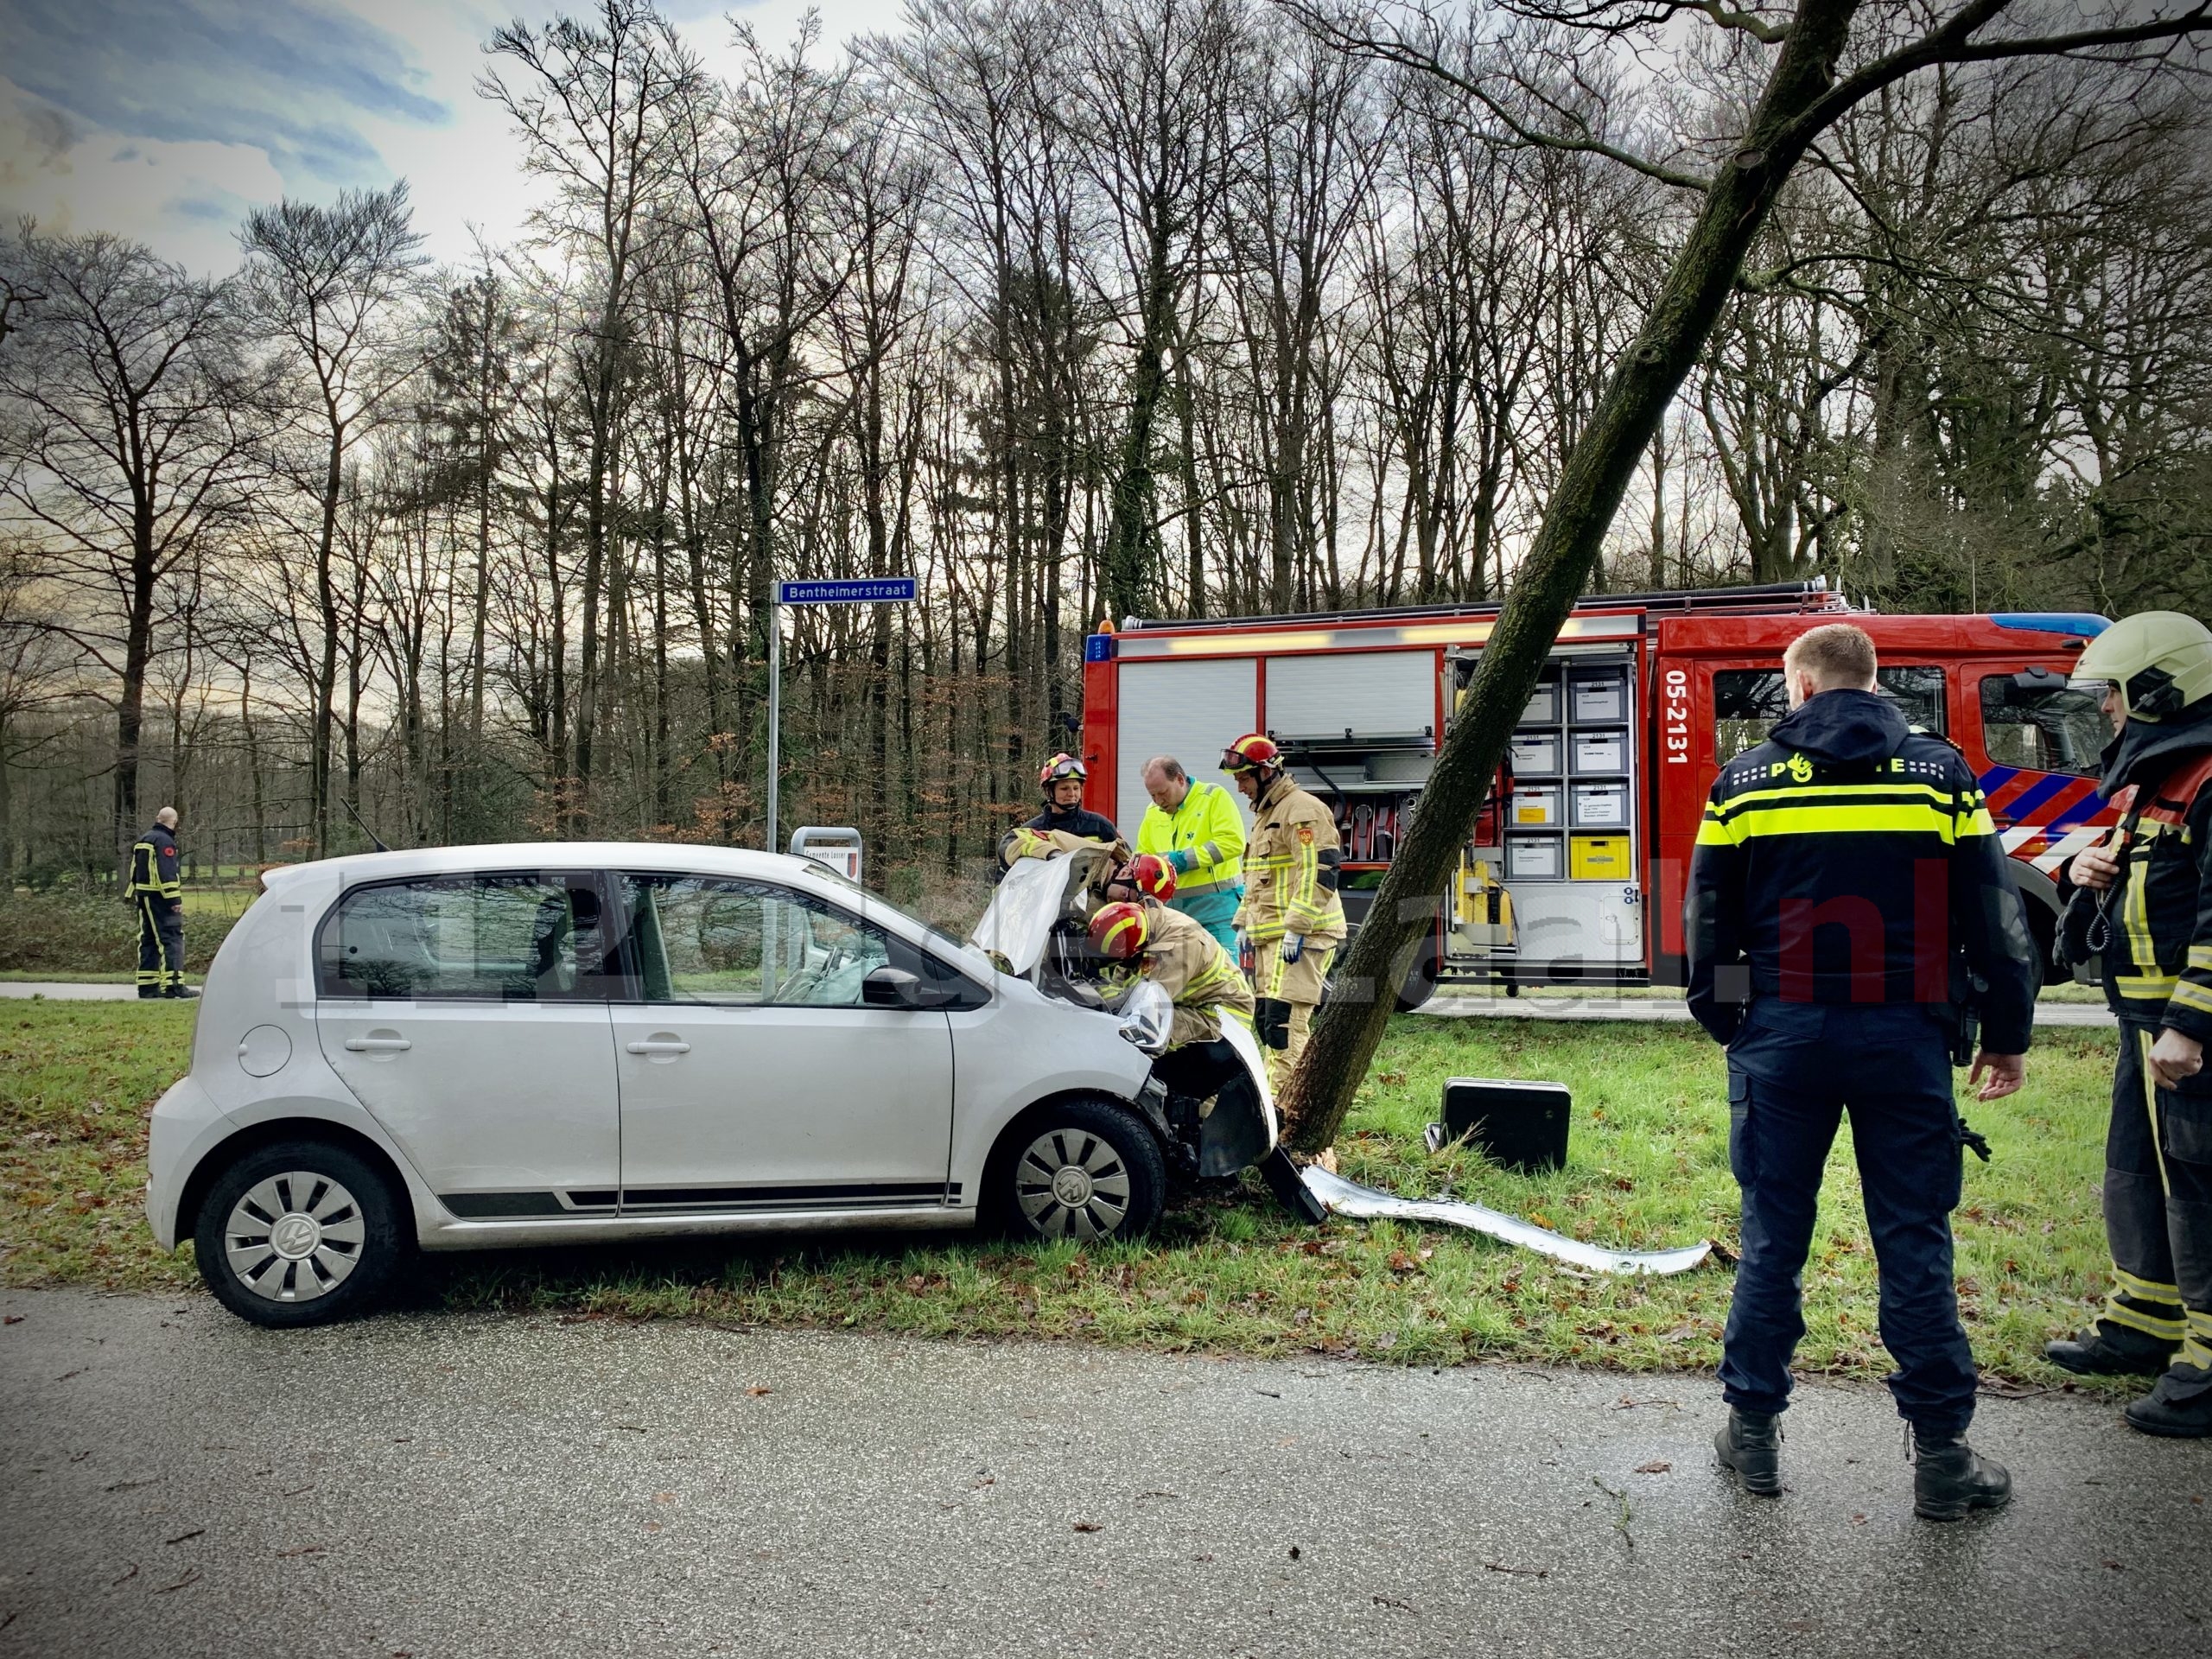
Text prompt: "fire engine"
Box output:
[[1078, 580, 2113, 1007]]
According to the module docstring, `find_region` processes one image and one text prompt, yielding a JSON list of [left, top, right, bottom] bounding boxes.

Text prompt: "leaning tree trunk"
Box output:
[[1281, 0, 1864, 1149]]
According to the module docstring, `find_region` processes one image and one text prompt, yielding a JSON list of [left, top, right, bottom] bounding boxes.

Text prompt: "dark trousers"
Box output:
[[2095, 1018, 2212, 1400], [1720, 1000, 1978, 1435], [137, 896, 183, 993]]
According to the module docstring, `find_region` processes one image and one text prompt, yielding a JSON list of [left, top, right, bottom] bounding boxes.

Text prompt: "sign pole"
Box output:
[[766, 595, 781, 853]]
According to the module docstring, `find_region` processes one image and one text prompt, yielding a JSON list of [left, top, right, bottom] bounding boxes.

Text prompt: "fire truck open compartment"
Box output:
[[1082, 581, 2113, 1003]]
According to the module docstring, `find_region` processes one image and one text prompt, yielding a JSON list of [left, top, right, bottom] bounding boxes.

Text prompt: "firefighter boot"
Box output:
[[2045, 1328, 2176, 1378], [1911, 1427, 2012, 1521], [1713, 1408, 1782, 1497], [2122, 1378, 2212, 1439]]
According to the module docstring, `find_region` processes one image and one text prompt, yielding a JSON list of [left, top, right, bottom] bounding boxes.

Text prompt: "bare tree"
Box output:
[[0, 230, 263, 865]]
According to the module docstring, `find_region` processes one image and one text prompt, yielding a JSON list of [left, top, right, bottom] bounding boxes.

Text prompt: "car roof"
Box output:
[[260, 842, 843, 891]]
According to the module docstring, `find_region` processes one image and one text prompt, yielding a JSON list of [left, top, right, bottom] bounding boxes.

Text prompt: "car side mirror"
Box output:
[[862, 965, 924, 1008]]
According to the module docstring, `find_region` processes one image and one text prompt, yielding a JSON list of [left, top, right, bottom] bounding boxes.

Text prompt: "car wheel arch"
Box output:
[[175, 1118, 413, 1247]]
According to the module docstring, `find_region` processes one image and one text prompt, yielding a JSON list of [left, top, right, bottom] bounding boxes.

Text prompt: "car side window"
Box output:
[[618, 874, 893, 1008], [318, 873, 610, 1000], [1713, 665, 1948, 765]]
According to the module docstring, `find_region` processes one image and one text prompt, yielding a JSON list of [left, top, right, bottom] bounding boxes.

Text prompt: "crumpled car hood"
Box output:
[[970, 854, 1080, 976]]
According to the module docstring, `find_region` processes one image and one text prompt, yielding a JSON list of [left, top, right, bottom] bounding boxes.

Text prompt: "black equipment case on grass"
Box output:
[[1425, 1077, 1571, 1173]]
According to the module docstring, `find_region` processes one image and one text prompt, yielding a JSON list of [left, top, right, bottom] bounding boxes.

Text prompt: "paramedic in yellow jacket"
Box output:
[[1222, 734, 1345, 1093]]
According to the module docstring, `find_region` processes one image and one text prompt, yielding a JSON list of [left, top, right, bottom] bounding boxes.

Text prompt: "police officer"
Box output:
[[1687, 623, 2037, 1520], [130, 806, 197, 1000], [2044, 612, 2212, 1439], [1222, 734, 1345, 1112], [1134, 754, 1246, 949]]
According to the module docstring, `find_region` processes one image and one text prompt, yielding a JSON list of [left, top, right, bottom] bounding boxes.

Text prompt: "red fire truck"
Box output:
[[1078, 580, 2114, 1007]]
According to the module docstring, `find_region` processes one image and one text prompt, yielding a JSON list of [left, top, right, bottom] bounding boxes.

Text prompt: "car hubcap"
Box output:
[[1014, 1129, 1131, 1240], [224, 1171, 366, 1303]]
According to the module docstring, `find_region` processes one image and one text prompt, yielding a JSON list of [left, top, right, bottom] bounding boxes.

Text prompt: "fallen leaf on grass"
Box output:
[[745, 1386, 772, 1398], [3, 1314, 22, 1325]]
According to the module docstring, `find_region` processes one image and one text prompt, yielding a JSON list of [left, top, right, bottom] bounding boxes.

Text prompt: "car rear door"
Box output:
[[315, 869, 621, 1217], [607, 872, 957, 1216]]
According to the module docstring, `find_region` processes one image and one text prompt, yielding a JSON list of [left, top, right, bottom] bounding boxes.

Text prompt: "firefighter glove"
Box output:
[[1280, 933, 1304, 965]]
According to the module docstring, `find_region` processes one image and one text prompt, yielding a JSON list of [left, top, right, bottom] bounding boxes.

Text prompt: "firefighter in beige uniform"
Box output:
[[1223, 734, 1344, 1093]]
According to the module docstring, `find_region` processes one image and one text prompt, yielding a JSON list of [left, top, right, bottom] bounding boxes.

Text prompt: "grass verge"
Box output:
[[0, 999, 2126, 1390]]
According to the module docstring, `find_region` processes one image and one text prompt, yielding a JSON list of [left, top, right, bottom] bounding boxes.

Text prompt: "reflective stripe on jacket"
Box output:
[[1685, 689, 2037, 1052], [1234, 774, 1345, 944], [1135, 779, 1246, 898], [2095, 750, 2212, 1039], [130, 826, 182, 901]]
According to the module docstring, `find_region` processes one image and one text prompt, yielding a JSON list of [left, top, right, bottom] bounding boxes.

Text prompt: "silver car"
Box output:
[[147, 842, 1277, 1327]]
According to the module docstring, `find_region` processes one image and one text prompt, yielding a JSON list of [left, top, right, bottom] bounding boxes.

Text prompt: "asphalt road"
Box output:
[[3, 1288, 2206, 1658]]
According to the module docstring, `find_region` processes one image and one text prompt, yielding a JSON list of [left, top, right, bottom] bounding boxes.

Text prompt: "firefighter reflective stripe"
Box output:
[[2171, 981, 2212, 1018], [2186, 1310, 2212, 1372], [2114, 1264, 2183, 1302], [2103, 1281, 2187, 1343], [1698, 788, 1995, 847]]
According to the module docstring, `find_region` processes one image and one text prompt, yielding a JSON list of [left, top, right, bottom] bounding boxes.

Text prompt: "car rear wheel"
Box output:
[[193, 1140, 409, 1327], [990, 1096, 1166, 1244]]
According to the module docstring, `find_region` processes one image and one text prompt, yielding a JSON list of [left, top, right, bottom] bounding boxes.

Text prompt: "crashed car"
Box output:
[[145, 842, 1282, 1328]]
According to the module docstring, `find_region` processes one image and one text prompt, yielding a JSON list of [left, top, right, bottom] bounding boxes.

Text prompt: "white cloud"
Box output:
[[0, 78, 286, 275]]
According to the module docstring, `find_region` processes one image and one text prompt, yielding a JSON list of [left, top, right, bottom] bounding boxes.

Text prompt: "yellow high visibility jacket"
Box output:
[[1135, 779, 1245, 900]]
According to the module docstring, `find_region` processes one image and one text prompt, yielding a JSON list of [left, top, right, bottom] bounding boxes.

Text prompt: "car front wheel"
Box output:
[[193, 1140, 409, 1327], [991, 1096, 1166, 1244]]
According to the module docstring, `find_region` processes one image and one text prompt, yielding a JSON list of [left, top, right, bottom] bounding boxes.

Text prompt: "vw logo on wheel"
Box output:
[[1052, 1167, 1093, 1208], [270, 1213, 321, 1259]]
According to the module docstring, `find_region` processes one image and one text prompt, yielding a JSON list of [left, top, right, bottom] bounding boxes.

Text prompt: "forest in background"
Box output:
[[2, 0, 2208, 912]]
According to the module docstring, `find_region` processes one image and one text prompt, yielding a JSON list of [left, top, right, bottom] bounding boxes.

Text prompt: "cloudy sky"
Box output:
[[0, 0, 908, 276]]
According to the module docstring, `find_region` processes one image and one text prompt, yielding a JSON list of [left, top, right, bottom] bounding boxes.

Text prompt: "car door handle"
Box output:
[[626, 1039, 691, 1056], [344, 1034, 412, 1052]]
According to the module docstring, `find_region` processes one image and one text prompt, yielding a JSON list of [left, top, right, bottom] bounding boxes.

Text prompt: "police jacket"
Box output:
[[1136, 779, 1246, 900], [1686, 688, 2037, 1052], [130, 824, 183, 909], [1235, 773, 1345, 944], [2065, 699, 2212, 1039]]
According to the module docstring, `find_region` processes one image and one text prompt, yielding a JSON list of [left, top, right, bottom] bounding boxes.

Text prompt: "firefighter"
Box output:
[[1025, 753, 1119, 842], [130, 806, 196, 1000], [2044, 611, 2212, 1439], [1134, 754, 1246, 950], [1222, 734, 1346, 1109], [1686, 622, 2037, 1520], [1089, 887, 1255, 1050], [1090, 893, 1258, 1134]]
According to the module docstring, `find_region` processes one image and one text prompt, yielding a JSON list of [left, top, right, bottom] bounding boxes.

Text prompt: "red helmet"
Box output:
[[1039, 752, 1088, 791], [1123, 853, 1177, 901], [1088, 900, 1150, 961], [1221, 734, 1281, 773]]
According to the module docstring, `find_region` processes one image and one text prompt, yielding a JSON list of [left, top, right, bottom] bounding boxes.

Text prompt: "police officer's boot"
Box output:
[[1713, 1408, 1782, 1497], [2045, 1327, 2175, 1377], [1910, 1426, 2012, 1521]]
